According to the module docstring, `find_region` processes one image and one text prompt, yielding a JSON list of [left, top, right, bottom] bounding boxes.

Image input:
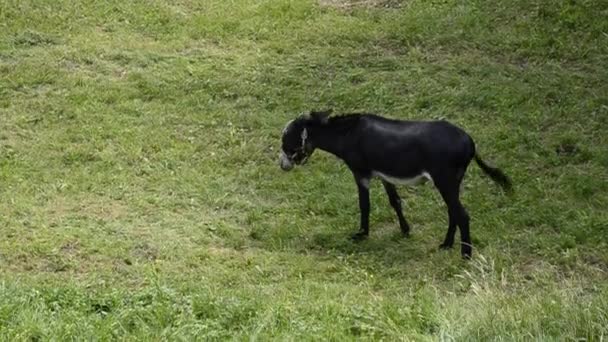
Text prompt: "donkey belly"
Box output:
[[372, 171, 433, 186]]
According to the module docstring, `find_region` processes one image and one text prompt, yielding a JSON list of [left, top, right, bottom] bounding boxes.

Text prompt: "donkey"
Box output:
[[279, 110, 511, 258]]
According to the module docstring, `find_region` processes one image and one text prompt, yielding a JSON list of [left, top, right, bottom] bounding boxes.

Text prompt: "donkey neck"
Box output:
[[308, 115, 362, 158]]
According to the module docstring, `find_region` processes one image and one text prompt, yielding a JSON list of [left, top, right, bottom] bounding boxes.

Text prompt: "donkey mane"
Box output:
[[312, 113, 363, 132]]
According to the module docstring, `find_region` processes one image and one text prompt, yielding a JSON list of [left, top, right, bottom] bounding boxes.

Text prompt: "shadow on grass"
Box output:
[[257, 220, 461, 268]]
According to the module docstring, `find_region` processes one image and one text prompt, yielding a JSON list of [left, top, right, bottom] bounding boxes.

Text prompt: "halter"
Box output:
[[282, 116, 312, 165], [298, 128, 309, 164], [288, 128, 309, 164]]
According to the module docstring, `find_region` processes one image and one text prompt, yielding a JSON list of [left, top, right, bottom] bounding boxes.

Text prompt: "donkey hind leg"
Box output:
[[439, 210, 458, 250], [382, 181, 410, 237], [438, 169, 463, 249], [352, 177, 371, 241], [435, 169, 472, 258]]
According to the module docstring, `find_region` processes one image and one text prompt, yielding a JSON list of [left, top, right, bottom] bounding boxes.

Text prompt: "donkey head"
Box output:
[[279, 109, 332, 171]]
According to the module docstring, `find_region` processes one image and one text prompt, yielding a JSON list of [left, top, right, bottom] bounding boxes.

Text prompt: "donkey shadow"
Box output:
[[295, 221, 464, 268]]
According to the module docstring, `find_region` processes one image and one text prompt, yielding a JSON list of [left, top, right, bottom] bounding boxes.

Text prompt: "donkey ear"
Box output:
[[310, 109, 332, 124]]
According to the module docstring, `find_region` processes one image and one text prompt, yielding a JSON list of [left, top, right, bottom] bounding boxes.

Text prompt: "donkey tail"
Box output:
[[474, 153, 512, 192]]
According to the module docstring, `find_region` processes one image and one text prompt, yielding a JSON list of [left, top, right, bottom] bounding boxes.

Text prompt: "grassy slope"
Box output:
[[1, 0, 607, 339]]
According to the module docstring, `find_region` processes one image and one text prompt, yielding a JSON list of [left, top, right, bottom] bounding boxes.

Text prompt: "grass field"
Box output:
[[1, 0, 608, 339]]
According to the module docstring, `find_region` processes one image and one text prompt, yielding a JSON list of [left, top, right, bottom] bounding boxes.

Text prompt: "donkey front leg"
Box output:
[[352, 178, 371, 241]]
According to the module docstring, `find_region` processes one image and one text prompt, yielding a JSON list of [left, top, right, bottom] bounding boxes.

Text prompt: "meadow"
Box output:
[[1, 0, 607, 339]]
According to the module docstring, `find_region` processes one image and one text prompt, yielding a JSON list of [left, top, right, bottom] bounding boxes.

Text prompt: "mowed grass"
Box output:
[[1, 0, 607, 339]]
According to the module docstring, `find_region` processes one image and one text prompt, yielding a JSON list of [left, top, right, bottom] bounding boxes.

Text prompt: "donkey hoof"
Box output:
[[461, 246, 472, 259], [351, 232, 368, 242], [439, 243, 453, 250]]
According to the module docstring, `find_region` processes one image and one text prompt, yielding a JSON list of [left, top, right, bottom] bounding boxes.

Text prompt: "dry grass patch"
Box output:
[[319, 0, 407, 10], [44, 195, 128, 224]]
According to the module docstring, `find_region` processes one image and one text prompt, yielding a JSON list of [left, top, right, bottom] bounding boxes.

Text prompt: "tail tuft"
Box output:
[[474, 154, 512, 193]]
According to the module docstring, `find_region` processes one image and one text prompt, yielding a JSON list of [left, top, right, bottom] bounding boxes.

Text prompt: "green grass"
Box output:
[[1, 0, 607, 339]]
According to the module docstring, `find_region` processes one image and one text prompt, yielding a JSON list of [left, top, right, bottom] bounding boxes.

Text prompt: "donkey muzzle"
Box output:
[[279, 151, 294, 171]]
